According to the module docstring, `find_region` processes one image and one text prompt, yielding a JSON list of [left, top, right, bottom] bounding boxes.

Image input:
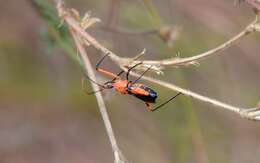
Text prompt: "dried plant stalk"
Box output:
[[70, 26, 127, 163]]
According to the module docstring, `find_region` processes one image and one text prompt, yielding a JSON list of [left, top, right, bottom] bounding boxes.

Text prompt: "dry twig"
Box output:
[[70, 29, 127, 163], [57, 3, 260, 73]]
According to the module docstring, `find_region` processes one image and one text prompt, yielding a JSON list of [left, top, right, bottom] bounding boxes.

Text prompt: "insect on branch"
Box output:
[[56, 0, 260, 123]]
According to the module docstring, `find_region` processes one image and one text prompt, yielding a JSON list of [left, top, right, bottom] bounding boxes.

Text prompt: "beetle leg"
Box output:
[[95, 53, 119, 79]]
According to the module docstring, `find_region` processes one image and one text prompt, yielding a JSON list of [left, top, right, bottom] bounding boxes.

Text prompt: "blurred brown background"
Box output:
[[0, 0, 260, 163]]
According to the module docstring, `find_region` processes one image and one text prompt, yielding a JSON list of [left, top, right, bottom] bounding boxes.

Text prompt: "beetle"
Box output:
[[83, 53, 181, 111]]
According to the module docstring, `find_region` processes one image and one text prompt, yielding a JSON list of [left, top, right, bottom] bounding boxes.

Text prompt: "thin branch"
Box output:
[[121, 68, 260, 121], [70, 26, 127, 163], [131, 17, 259, 67], [57, 2, 260, 74], [57, 1, 260, 120]]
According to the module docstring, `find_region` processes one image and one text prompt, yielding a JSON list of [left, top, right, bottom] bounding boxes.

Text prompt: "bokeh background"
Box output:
[[0, 0, 260, 163]]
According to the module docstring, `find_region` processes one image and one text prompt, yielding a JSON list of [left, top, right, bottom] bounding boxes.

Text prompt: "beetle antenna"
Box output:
[[96, 52, 110, 70]]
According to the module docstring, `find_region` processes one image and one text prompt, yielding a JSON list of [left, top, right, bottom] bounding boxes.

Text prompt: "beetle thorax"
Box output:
[[113, 80, 128, 94]]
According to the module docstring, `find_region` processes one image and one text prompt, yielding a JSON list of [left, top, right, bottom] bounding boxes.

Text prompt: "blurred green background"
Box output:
[[1, 0, 260, 163]]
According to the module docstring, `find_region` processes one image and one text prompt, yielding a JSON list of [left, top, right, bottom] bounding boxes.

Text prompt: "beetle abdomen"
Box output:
[[133, 93, 157, 103], [129, 84, 157, 103]]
